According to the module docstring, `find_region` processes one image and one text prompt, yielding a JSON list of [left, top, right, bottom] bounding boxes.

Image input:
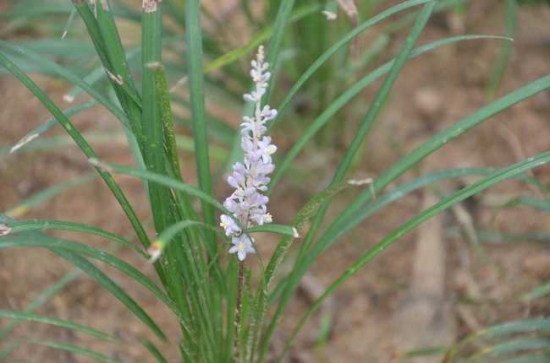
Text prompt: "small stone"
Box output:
[[414, 87, 443, 119]]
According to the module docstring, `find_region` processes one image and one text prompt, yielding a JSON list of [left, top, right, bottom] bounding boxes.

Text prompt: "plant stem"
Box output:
[[235, 261, 245, 361]]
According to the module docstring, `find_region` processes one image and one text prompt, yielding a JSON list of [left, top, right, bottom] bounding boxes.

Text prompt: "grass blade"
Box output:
[[283, 151, 550, 361], [185, 0, 215, 229], [53, 248, 166, 341], [72, 0, 144, 148], [487, 0, 517, 96], [4, 174, 96, 218], [476, 230, 550, 244], [0, 42, 130, 126], [0, 271, 81, 343], [466, 338, 550, 361], [94, 0, 141, 106], [265, 0, 295, 101], [521, 282, 550, 301], [0, 225, 147, 358], [141, 339, 168, 363], [88, 159, 227, 214], [275, 74, 550, 346], [2, 132, 227, 162], [332, 1, 436, 184], [150, 63, 182, 180], [0, 343, 16, 362], [509, 196, 550, 212], [271, 0, 433, 126], [0, 51, 150, 249], [499, 354, 550, 363], [0, 231, 178, 326], [270, 35, 511, 189], [256, 179, 371, 360], [267, 3, 438, 355], [447, 318, 550, 359], [9, 100, 97, 154], [247, 224, 297, 238], [202, 4, 321, 75], [12, 338, 122, 363], [1, 3, 72, 18], [8, 219, 145, 257], [0, 311, 116, 341], [330, 74, 550, 246]]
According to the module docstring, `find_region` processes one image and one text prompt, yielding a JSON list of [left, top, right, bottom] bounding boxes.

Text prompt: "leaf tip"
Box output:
[[0, 223, 11, 237], [347, 178, 373, 186], [10, 133, 39, 154], [321, 10, 337, 21], [169, 76, 188, 93], [147, 241, 163, 263]]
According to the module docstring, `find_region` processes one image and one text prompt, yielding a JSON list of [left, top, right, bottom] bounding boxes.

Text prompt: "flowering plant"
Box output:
[[221, 46, 278, 261], [1, 1, 550, 363]]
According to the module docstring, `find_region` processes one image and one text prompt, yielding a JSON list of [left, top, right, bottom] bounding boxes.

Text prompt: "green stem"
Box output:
[[235, 261, 246, 361]]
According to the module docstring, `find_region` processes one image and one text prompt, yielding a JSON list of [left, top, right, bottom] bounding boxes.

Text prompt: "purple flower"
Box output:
[[228, 234, 255, 261], [220, 214, 241, 237], [220, 45, 277, 261]]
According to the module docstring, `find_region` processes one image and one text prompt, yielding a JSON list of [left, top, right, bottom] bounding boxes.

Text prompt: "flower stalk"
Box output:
[[220, 45, 278, 361]]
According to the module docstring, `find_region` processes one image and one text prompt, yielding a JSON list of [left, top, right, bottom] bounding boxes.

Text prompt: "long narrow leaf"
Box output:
[[325, 74, 550, 250], [0, 271, 81, 343], [266, 3, 438, 356], [52, 249, 167, 341], [0, 233, 178, 327], [8, 219, 145, 257], [271, 0, 433, 126], [12, 338, 122, 363], [265, 0, 295, 101], [466, 338, 550, 361], [4, 174, 96, 218], [522, 282, 550, 301], [0, 50, 150, 249], [185, 0, 215, 229], [88, 159, 227, 214], [0, 42, 130, 126], [141, 339, 168, 363], [0, 311, 116, 341], [9, 100, 97, 154], [446, 318, 550, 360], [270, 35, 511, 188], [282, 151, 550, 361], [487, 0, 517, 95]]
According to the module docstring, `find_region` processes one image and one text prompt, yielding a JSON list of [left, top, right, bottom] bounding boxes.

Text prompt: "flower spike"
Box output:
[[220, 46, 277, 261]]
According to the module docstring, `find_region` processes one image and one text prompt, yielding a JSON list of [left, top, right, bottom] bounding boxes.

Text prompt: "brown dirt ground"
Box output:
[[1, 2, 550, 362]]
